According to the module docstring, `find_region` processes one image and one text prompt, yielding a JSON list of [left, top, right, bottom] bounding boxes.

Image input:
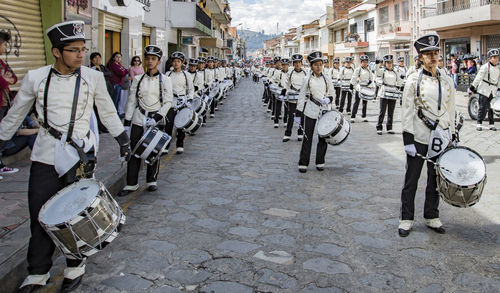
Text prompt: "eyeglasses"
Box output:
[[62, 48, 89, 54], [133, 60, 140, 62]]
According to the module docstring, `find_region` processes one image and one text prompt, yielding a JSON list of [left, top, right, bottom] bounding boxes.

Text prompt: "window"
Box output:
[[335, 30, 340, 43], [365, 18, 374, 32], [402, 1, 409, 21], [394, 4, 400, 22], [349, 23, 357, 34], [379, 6, 389, 24]]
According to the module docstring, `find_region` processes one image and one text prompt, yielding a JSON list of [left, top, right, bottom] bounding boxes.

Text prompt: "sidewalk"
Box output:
[[0, 133, 126, 292]]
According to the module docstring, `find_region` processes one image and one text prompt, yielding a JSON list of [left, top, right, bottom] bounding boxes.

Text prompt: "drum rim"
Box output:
[[132, 127, 156, 157], [436, 146, 487, 188], [325, 119, 351, 145], [175, 108, 196, 128]]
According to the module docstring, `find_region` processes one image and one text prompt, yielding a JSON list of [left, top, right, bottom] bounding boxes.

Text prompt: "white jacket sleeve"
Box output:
[[158, 76, 174, 118], [401, 74, 417, 140], [125, 76, 139, 122]]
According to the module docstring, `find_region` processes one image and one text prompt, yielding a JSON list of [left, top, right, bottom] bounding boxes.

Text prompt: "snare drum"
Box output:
[[436, 146, 487, 208], [174, 108, 202, 134], [340, 81, 351, 92], [383, 86, 401, 100], [359, 87, 376, 101], [39, 179, 125, 259], [132, 127, 171, 165], [317, 110, 351, 145]]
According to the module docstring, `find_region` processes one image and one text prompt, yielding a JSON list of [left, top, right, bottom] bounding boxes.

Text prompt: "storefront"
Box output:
[[444, 37, 470, 58]]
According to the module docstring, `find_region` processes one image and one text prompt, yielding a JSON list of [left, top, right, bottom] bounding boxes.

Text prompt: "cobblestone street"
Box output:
[[38, 78, 500, 293]]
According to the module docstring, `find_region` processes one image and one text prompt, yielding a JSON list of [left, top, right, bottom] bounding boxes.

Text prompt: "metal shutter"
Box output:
[[486, 35, 500, 51], [104, 13, 123, 32], [0, 0, 46, 91], [142, 25, 151, 36]]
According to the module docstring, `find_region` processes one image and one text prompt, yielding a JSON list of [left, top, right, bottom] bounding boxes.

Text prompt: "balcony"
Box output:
[[170, 2, 212, 36], [345, 41, 369, 48], [421, 0, 500, 31], [377, 21, 411, 43], [206, 0, 231, 24]]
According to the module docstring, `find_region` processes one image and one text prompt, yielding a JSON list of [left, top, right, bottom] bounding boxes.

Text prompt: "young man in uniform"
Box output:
[[295, 51, 335, 173], [470, 49, 499, 131], [399, 34, 456, 237], [283, 54, 307, 142], [206, 56, 217, 118], [376, 55, 403, 135], [329, 57, 341, 109], [350, 55, 374, 123], [279, 58, 291, 126], [269, 57, 283, 127], [0, 20, 130, 293], [121, 45, 173, 196], [338, 56, 354, 114], [166, 52, 194, 154]]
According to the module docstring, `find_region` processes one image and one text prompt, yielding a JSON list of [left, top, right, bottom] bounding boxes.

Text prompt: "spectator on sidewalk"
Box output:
[[129, 56, 144, 80], [2, 115, 38, 157], [451, 54, 458, 88], [0, 30, 18, 121], [90, 52, 114, 96], [467, 59, 477, 75], [107, 52, 129, 110]]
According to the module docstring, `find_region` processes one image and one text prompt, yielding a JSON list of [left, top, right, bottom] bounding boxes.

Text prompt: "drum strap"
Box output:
[[135, 72, 164, 104], [168, 70, 189, 95], [416, 69, 443, 130]]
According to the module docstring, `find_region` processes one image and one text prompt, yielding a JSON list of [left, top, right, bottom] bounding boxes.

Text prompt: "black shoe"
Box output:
[[60, 276, 83, 293], [388, 130, 395, 134], [427, 226, 446, 234], [398, 228, 410, 237], [118, 189, 133, 197], [18, 284, 43, 293], [147, 185, 158, 192], [316, 166, 324, 171], [299, 169, 307, 173]]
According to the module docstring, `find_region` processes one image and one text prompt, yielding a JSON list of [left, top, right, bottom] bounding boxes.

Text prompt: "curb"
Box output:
[[0, 165, 126, 293]]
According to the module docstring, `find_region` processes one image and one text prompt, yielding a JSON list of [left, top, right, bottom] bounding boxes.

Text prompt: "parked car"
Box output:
[[467, 90, 500, 120]]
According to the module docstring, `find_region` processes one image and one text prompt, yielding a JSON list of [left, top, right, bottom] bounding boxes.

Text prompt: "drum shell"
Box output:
[[435, 147, 487, 208], [359, 87, 376, 101], [317, 111, 351, 145], [175, 108, 201, 134], [132, 127, 171, 165]]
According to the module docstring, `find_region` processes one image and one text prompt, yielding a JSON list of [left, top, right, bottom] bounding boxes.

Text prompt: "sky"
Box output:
[[229, 0, 332, 35]]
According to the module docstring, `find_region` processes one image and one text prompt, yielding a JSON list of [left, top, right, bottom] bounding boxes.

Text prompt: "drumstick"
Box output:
[[415, 153, 453, 173]]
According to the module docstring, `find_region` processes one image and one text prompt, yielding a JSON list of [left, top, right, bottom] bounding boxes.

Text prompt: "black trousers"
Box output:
[[285, 102, 303, 136], [401, 142, 440, 220], [274, 98, 282, 124], [351, 92, 367, 119], [298, 115, 327, 167], [27, 162, 82, 274], [283, 101, 288, 123], [339, 90, 352, 113], [210, 98, 218, 114], [165, 108, 186, 147], [477, 94, 495, 125], [334, 87, 341, 107], [127, 124, 164, 186], [377, 98, 397, 131]]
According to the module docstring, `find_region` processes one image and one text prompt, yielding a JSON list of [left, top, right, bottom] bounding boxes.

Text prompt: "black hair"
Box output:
[[107, 52, 122, 67], [0, 31, 11, 43], [130, 55, 142, 66], [89, 52, 102, 67]]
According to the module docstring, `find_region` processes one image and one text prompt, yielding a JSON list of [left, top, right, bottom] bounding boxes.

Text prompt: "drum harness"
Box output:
[[42, 67, 95, 181], [381, 70, 401, 98], [135, 71, 168, 125], [168, 70, 189, 110]]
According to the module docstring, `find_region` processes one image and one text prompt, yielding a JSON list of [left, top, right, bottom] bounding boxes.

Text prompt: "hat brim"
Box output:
[[419, 46, 440, 52], [309, 58, 323, 64]]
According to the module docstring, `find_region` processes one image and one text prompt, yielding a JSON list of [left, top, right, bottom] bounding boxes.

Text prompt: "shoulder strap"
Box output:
[[135, 73, 147, 100]]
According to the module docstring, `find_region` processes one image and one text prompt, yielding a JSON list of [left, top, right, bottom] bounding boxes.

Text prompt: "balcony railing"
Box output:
[[196, 4, 212, 30], [377, 22, 406, 35], [423, 0, 500, 18]]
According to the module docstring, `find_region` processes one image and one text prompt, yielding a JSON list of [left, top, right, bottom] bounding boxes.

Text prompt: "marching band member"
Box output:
[[264, 61, 274, 112], [121, 45, 173, 196], [296, 51, 335, 173], [283, 54, 307, 142], [470, 48, 499, 131], [330, 58, 341, 108], [395, 56, 407, 105], [269, 57, 283, 127], [166, 52, 194, 154], [280, 58, 291, 126], [197, 57, 208, 125], [187, 58, 203, 93], [215, 59, 226, 107], [323, 58, 331, 79], [406, 55, 422, 77], [206, 56, 217, 118], [350, 55, 373, 123], [373, 57, 384, 97], [437, 56, 449, 76], [0, 21, 130, 293], [399, 34, 456, 237], [376, 55, 402, 135], [338, 56, 354, 114]]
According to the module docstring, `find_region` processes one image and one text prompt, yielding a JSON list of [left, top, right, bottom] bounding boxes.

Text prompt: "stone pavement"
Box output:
[[3, 78, 500, 292]]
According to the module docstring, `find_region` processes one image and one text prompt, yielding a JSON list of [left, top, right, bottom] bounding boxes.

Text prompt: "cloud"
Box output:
[[230, 0, 331, 34]]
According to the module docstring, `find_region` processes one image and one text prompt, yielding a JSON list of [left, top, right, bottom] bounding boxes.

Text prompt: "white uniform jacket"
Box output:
[[285, 69, 307, 104], [297, 73, 336, 119], [339, 67, 355, 88], [205, 68, 215, 88], [187, 70, 204, 93], [167, 70, 194, 103], [330, 67, 341, 86], [0, 65, 124, 165], [471, 62, 500, 97], [215, 67, 226, 82], [406, 65, 420, 79], [395, 65, 407, 87], [350, 67, 375, 92], [377, 70, 403, 99], [402, 69, 456, 145], [125, 72, 174, 127]]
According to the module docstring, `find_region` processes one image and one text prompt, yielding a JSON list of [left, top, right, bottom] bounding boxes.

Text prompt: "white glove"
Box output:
[[404, 144, 417, 157], [452, 140, 458, 147], [320, 97, 330, 105], [145, 118, 156, 127], [124, 126, 130, 135], [294, 116, 301, 124], [279, 95, 285, 102]]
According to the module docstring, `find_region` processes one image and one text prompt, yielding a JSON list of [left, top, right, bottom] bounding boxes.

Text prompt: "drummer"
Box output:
[[197, 57, 209, 125], [121, 45, 173, 196], [205, 56, 217, 118], [0, 21, 130, 292], [187, 58, 203, 95], [270, 57, 283, 127], [399, 33, 456, 237], [338, 56, 354, 114], [330, 58, 341, 109], [283, 54, 307, 142], [350, 55, 374, 123], [469, 48, 499, 131], [280, 58, 291, 126], [376, 55, 403, 135], [296, 51, 335, 173], [166, 52, 194, 154]]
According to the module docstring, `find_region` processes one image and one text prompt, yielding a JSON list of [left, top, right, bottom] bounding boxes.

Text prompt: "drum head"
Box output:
[[360, 88, 375, 96], [39, 179, 100, 226], [174, 108, 193, 128], [317, 111, 342, 137], [189, 98, 202, 112], [438, 147, 486, 186]]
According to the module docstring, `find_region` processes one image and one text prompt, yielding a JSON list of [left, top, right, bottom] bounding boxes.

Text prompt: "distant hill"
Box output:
[[238, 29, 280, 50]]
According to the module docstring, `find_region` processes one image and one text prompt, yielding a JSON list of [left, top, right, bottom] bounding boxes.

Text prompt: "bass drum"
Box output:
[[317, 110, 351, 145], [436, 146, 487, 208], [174, 108, 201, 134]]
